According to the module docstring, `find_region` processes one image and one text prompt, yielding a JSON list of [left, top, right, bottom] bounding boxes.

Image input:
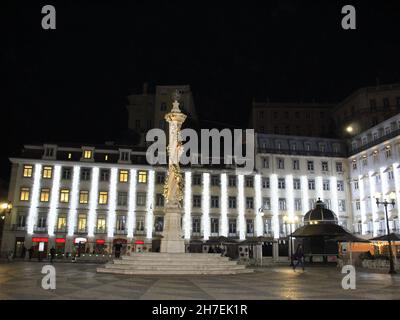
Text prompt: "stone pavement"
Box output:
[[0, 262, 399, 300]]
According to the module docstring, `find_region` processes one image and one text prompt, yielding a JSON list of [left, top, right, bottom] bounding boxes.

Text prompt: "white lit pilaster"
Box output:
[[220, 173, 228, 237], [107, 168, 118, 238], [237, 174, 246, 240], [202, 173, 210, 240], [270, 174, 279, 239], [67, 166, 80, 237], [47, 165, 61, 236], [145, 170, 155, 239], [316, 176, 323, 201], [87, 167, 99, 237], [369, 171, 378, 236], [27, 164, 42, 235], [127, 169, 137, 239], [392, 163, 400, 231], [254, 174, 263, 237], [286, 174, 294, 219], [358, 174, 367, 234], [330, 176, 339, 214], [300, 176, 309, 214], [184, 171, 192, 239]]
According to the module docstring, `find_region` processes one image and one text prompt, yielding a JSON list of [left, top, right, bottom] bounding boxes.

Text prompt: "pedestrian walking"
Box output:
[[28, 247, 34, 260], [293, 244, 305, 271]]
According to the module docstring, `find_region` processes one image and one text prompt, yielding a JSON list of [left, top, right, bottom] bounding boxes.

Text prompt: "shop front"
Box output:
[[32, 237, 48, 259], [55, 237, 66, 257], [74, 237, 87, 256]]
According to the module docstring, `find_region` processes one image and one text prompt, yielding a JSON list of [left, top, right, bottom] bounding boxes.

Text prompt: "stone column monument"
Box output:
[[160, 91, 187, 253]]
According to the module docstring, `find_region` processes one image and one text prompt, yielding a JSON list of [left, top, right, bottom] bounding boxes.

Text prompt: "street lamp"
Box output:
[[374, 192, 397, 274], [0, 201, 12, 220], [283, 215, 299, 266]]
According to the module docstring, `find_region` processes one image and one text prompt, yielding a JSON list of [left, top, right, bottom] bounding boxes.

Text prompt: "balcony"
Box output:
[[55, 226, 67, 233], [115, 229, 127, 235], [75, 227, 87, 235], [34, 226, 47, 233], [134, 230, 146, 236], [95, 228, 107, 234], [11, 224, 26, 231]]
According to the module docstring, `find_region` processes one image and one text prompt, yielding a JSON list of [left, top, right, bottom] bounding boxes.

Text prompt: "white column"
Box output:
[[316, 176, 323, 201], [270, 174, 279, 239], [301, 175, 309, 214], [330, 176, 339, 214], [368, 171, 378, 236], [47, 165, 61, 236], [254, 174, 263, 237], [358, 175, 367, 235], [184, 171, 192, 239], [67, 166, 81, 237], [392, 163, 400, 232], [145, 170, 155, 240], [202, 173, 210, 240], [87, 167, 99, 237], [220, 173, 228, 237], [127, 169, 137, 239], [107, 168, 118, 239], [286, 174, 294, 219], [237, 174, 246, 240], [27, 164, 42, 235]]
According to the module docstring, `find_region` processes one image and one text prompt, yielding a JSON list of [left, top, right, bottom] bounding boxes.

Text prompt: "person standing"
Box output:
[[50, 247, 56, 263], [28, 247, 34, 260], [293, 244, 305, 271]]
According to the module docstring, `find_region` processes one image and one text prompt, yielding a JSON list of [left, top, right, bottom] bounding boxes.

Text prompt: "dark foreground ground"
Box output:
[[0, 262, 399, 299]]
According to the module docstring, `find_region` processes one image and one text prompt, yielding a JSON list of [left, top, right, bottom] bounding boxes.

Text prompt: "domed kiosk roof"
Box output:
[[303, 199, 338, 225]]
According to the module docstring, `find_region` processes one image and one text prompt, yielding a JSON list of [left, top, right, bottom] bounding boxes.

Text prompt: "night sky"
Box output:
[[1, 0, 400, 185]]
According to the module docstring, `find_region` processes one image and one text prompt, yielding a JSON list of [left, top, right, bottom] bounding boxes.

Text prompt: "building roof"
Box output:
[[303, 199, 338, 225]]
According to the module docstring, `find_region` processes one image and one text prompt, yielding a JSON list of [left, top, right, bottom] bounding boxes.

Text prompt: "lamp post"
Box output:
[[283, 215, 299, 267], [374, 192, 396, 274]]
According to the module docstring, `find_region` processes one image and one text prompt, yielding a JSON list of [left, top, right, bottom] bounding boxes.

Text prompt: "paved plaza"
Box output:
[[0, 262, 399, 300]]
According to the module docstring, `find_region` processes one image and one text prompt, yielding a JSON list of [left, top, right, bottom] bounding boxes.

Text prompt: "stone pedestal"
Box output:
[[160, 204, 185, 253]]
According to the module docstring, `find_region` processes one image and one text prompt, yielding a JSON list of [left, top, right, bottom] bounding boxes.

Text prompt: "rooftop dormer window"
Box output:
[[83, 150, 92, 159]]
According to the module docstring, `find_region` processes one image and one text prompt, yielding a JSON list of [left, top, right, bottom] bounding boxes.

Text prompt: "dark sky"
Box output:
[[1, 0, 400, 183]]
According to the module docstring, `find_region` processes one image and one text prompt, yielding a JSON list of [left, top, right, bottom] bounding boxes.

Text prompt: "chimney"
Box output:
[[143, 82, 148, 95]]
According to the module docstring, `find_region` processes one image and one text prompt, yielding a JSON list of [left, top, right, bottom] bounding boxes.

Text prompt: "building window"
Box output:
[[336, 162, 343, 172], [229, 219, 237, 234], [193, 174, 202, 185], [60, 189, 70, 203], [117, 192, 128, 206], [264, 219, 271, 235], [156, 193, 164, 207], [277, 158, 285, 169], [44, 147, 55, 158], [228, 196, 237, 209], [278, 178, 285, 189], [279, 198, 286, 211], [57, 217, 66, 231], [321, 162, 328, 172], [323, 180, 330, 191], [338, 200, 346, 212], [211, 218, 219, 234], [42, 166, 53, 179], [354, 181, 359, 190], [193, 195, 201, 208], [136, 192, 146, 206], [262, 157, 269, 168], [293, 159, 300, 170], [337, 180, 344, 191], [307, 161, 314, 171], [383, 97, 389, 108], [119, 170, 129, 183], [294, 199, 302, 211], [156, 172, 165, 184], [245, 176, 253, 188], [262, 197, 271, 210], [192, 218, 201, 233], [81, 168, 91, 181], [100, 169, 110, 182], [17, 215, 26, 228], [23, 165, 33, 178], [352, 161, 357, 170], [246, 197, 254, 209], [211, 175, 220, 186], [96, 218, 106, 232], [154, 216, 164, 232], [138, 171, 147, 183], [308, 179, 315, 190], [68, 153, 72, 159], [136, 218, 144, 232], [37, 216, 46, 229], [79, 191, 89, 204], [62, 167, 71, 180], [116, 215, 126, 231], [388, 171, 394, 180], [40, 188, 50, 202], [385, 147, 392, 158], [211, 196, 219, 208], [262, 177, 270, 189], [246, 219, 254, 234], [228, 175, 236, 187], [355, 201, 361, 211], [293, 179, 301, 190], [104, 155, 108, 161], [120, 151, 130, 162], [77, 214, 87, 232], [83, 150, 92, 159], [20, 188, 30, 201], [309, 199, 316, 209], [98, 191, 108, 205]]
